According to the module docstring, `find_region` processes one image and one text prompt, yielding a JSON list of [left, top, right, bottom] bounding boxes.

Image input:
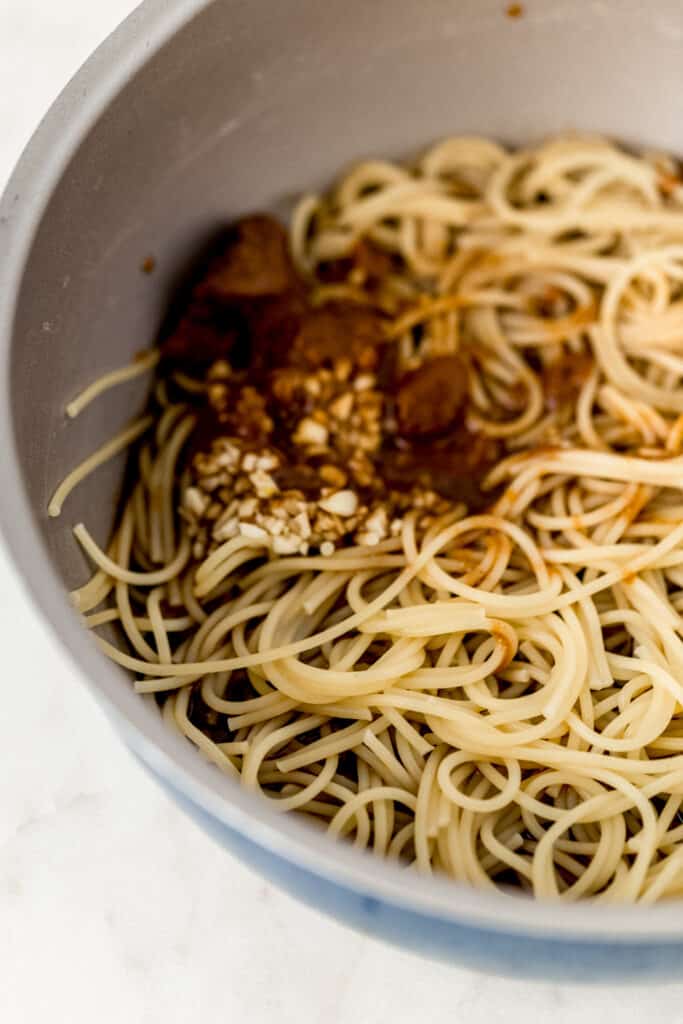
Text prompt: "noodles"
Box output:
[[66, 349, 160, 418], [53, 134, 683, 902], [48, 415, 153, 518]]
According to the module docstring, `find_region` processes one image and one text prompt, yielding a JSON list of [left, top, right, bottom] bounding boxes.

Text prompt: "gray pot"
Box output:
[[2, 0, 683, 979]]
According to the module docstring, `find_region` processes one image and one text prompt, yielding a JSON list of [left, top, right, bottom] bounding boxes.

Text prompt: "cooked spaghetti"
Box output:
[[53, 135, 683, 902]]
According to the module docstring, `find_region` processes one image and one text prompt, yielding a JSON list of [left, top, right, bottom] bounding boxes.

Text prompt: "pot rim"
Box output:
[[1, 0, 681, 944]]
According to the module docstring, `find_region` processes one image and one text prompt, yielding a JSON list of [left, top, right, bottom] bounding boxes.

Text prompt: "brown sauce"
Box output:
[[160, 214, 576, 532], [541, 351, 593, 411], [396, 355, 468, 437]]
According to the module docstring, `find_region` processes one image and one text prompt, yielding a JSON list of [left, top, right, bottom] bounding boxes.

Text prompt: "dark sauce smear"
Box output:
[[161, 215, 505, 551]]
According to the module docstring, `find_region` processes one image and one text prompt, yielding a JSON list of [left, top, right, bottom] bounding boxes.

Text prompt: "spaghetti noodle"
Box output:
[[53, 135, 683, 902]]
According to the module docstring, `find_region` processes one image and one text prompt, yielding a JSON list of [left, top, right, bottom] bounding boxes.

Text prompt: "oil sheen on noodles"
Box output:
[[54, 136, 683, 903]]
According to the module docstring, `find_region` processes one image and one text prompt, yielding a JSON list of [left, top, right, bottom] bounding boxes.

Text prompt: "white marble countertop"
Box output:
[[1, 3, 683, 1020]]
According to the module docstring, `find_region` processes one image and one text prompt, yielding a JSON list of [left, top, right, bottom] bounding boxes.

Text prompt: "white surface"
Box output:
[[1, 3, 683, 1021]]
